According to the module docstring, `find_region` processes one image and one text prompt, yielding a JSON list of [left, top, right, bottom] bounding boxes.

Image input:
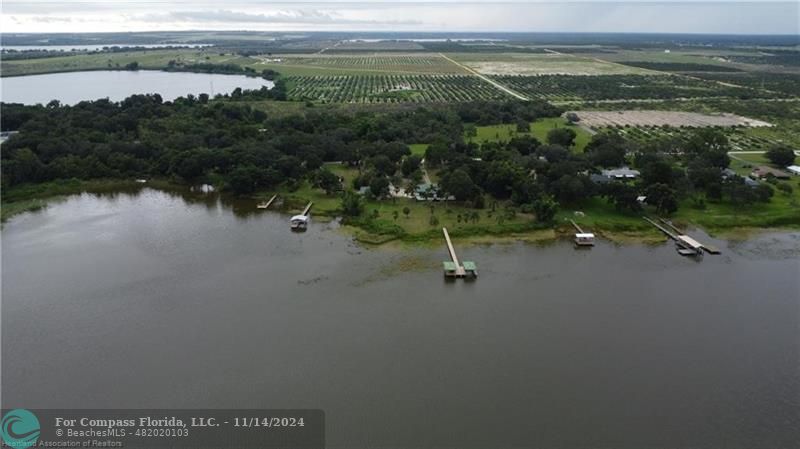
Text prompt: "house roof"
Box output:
[[290, 215, 309, 222], [601, 167, 640, 178], [752, 166, 790, 178], [787, 165, 800, 174]]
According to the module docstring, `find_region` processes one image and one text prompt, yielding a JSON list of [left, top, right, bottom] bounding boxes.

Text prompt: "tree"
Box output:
[[402, 206, 411, 218], [602, 183, 642, 213], [369, 176, 390, 198], [228, 165, 259, 195], [565, 112, 580, 123], [547, 128, 577, 147], [401, 155, 422, 177], [585, 133, 628, 168], [441, 168, 479, 201], [314, 169, 341, 194], [124, 61, 139, 70], [765, 145, 796, 167], [532, 195, 559, 223], [645, 183, 679, 215], [340, 191, 364, 217], [551, 174, 593, 204], [516, 119, 530, 133]]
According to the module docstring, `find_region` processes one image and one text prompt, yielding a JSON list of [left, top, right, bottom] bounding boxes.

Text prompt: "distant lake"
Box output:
[[1, 70, 274, 105], [1, 44, 212, 51]]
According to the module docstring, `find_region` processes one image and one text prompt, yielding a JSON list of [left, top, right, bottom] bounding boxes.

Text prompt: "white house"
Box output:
[[787, 165, 800, 176]]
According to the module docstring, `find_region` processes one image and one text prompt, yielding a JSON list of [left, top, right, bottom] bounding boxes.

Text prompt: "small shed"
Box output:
[[290, 215, 309, 230], [575, 233, 595, 246]]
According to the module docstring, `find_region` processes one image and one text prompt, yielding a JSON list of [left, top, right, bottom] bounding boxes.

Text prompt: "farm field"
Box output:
[[491, 74, 775, 101], [253, 53, 467, 76], [0, 49, 251, 77], [286, 74, 509, 103], [570, 110, 772, 128], [601, 124, 786, 152], [448, 52, 652, 76]]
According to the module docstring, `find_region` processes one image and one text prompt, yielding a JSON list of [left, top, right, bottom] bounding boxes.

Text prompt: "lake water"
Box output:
[[1, 70, 274, 105], [2, 44, 212, 51], [2, 187, 799, 448]]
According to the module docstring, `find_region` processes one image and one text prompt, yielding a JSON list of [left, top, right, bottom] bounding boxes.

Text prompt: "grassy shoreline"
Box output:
[[4, 179, 798, 245]]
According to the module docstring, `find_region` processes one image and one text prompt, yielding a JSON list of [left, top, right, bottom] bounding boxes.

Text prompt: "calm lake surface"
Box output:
[[1, 70, 273, 105], [3, 188, 799, 449]]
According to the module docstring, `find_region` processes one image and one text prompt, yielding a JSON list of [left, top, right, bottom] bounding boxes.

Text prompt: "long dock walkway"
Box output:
[[643, 217, 721, 255], [442, 228, 477, 278], [301, 202, 313, 216], [643, 217, 678, 240], [257, 194, 278, 209], [658, 218, 720, 254]]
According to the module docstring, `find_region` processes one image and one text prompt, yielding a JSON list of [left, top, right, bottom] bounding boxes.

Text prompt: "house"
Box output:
[[723, 168, 759, 187], [750, 166, 790, 180], [414, 183, 454, 201], [601, 167, 640, 180], [787, 165, 800, 176]]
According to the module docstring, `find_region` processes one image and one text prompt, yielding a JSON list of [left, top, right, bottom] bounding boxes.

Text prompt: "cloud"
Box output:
[[133, 9, 420, 26]]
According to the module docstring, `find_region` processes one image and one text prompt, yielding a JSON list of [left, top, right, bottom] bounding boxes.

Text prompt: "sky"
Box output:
[[1, 1, 798, 35]]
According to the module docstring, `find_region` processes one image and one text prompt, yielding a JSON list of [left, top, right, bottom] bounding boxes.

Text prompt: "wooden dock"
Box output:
[[643, 217, 720, 256], [643, 217, 678, 240], [570, 220, 595, 246], [442, 228, 477, 278], [256, 194, 278, 209], [290, 202, 313, 231], [658, 218, 721, 254]]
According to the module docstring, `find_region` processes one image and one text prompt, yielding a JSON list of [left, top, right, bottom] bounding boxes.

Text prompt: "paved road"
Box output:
[[438, 53, 529, 101]]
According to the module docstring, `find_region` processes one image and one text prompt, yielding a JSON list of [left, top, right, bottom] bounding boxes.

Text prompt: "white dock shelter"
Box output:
[[290, 214, 309, 230], [575, 232, 595, 246]]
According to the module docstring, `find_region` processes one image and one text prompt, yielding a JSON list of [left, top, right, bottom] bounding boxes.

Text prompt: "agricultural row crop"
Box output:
[[286, 75, 508, 103], [490, 74, 781, 101], [279, 56, 463, 74], [601, 125, 781, 152]]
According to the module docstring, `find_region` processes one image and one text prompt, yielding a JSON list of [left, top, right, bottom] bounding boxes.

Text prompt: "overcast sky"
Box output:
[[2, 1, 798, 35]]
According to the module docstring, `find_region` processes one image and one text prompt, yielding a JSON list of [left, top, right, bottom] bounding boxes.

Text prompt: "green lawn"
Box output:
[[467, 117, 591, 151], [409, 144, 430, 157]]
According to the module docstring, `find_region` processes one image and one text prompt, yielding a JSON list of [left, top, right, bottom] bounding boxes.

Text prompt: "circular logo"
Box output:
[[1, 409, 40, 448]]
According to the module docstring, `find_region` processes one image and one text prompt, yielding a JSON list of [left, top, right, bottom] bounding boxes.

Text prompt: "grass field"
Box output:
[[409, 144, 430, 156], [466, 117, 592, 151], [448, 52, 652, 76], [1, 49, 255, 77]]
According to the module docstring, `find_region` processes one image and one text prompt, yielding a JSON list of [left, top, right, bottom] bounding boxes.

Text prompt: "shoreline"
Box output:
[[4, 179, 798, 246]]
